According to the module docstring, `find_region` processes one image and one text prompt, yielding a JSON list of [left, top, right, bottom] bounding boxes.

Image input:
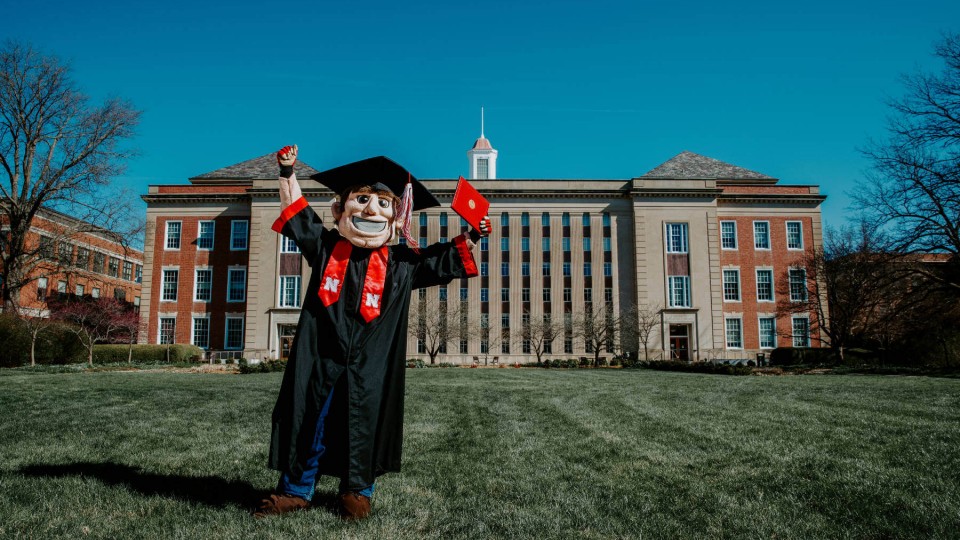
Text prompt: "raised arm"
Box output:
[[271, 145, 326, 264]]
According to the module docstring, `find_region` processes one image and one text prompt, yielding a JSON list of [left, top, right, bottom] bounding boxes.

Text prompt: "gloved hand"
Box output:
[[278, 144, 298, 180], [468, 215, 492, 242], [276, 145, 302, 208]]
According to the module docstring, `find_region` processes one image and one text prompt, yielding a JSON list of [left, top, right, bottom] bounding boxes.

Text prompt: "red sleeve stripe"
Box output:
[[453, 234, 479, 278], [272, 196, 309, 233]]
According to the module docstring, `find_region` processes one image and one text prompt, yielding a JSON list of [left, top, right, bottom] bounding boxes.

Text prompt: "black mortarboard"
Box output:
[[310, 156, 440, 211]]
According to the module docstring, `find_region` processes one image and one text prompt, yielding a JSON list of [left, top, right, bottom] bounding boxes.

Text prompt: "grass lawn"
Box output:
[[1, 368, 958, 539]]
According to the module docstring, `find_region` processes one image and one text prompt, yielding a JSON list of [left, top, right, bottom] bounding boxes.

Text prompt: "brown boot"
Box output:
[[338, 492, 372, 520], [253, 493, 310, 518]]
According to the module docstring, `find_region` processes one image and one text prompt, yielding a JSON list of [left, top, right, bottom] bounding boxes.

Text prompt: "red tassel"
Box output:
[[398, 175, 419, 252]]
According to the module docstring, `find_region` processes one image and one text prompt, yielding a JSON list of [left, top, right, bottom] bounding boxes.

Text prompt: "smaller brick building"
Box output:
[[3, 207, 143, 317]]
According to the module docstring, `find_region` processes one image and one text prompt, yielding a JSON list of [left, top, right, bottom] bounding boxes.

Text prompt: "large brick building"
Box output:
[[139, 137, 826, 362], [2, 206, 143, 317]]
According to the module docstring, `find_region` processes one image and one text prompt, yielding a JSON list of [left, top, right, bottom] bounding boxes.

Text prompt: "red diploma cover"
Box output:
[[451, 176, 490, 230]]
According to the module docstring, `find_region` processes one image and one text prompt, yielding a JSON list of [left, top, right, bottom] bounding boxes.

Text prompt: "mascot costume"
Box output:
[[255, 145, 490, 520]]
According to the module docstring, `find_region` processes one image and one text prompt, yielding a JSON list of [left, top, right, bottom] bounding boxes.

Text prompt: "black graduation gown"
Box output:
[[267, 198, 478, 490]]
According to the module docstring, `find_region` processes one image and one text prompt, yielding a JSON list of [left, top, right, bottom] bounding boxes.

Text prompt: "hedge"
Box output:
[[80, 344, 204, 364]]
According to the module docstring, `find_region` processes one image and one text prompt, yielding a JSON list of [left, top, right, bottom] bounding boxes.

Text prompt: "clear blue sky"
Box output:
[[2, 0, 958, 229]]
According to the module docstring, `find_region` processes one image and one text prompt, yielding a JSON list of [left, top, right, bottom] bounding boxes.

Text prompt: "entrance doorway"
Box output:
[[279, 324, 297, 360], [669, 324, 690, 361]]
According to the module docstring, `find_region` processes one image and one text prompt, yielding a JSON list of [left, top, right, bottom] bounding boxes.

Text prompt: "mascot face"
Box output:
[[332, 187, 398, 249]]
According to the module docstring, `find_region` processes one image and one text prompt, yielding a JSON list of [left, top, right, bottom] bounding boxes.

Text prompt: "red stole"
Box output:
[[318, 239, 389, 322]]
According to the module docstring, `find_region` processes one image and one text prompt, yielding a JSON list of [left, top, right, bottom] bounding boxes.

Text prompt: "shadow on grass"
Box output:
[[16, 462, 339, 514]]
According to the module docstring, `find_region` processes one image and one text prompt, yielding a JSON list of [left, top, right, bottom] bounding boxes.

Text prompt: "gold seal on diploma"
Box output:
[[468, 199, 476, 209]]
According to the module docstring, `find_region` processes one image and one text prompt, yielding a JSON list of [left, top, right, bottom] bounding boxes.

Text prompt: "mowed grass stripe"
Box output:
[[0, 369, 958, 539]]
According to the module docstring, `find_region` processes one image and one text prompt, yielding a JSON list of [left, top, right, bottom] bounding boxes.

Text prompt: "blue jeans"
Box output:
[[278, 388, 375, 501]]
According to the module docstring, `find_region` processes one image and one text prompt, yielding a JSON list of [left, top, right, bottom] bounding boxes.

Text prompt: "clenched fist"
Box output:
[[277, 144, 298, 167]]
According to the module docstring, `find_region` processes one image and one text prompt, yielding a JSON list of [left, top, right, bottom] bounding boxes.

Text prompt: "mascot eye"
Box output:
[[378, 198, 391, 209], [357, 195, 370, 204]]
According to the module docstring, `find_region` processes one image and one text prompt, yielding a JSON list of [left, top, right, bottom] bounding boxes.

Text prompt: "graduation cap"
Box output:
[[310, 156, 438, 248], [309, 156, 440, 211]]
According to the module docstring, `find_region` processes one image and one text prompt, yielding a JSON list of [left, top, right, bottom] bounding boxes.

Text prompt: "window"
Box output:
[[721, 221, 737, 249], [122, 261, 133, 281], [39, 236, 54, 259], [198, 220, 215, 250], [521, 288, 530, 302], [582, 213, 590, 227], [521, 213, 529, 227], [279, 275, 302, 308], [521, 263, 529, 276], [668, 276, 691, 307], [91, 287, 100, 298], [521, 238, 529, 252], [36, 277, 47, 300], [789, 268, 807, 302], [461, 217, 468, 228], [562, 238, 570, 252], [754, 221, 770, 250], [756, 269, 774, 302], [281, 236, 299, 253], [480, 288, 489, 302], [76, 247, 90, 269], [114, 288, 126, 301], [165, 221, 182, 250], [159, 317, 176, 345], [93, 252, 105, 274], [195, 269, 213, 302], [543, 288, 552, 302], [542, 262, 550, 276], [603, 262, 612, 277], [231, 220, 249, 250], [460, 340, 468, 354], [583, 262, 592, 276], [725, 318, 743, 349], [419, 213, 427, 227], [162, 270, 178, 301], [563, 288, 572, 302], [562, 213, 570, 227], [480, 263, 488, 276], [787, 221, 803, 250], [476, 157, 489, 179], [501, 262, 509, 276], [604, 288, 613, 302], [563, 262, 571, 276], [192, 316, 210, 349], [584, 288, 593, 302], [225, 316, 245, 349], [542, 238, 550, 252], [602, 213, 611, 227], [439, 287, 448, 301], [603, 237, 611, 252], [792, 317, 810, 347], [759, 317, 776, 349], [480, 237, 488, 251], [501, 288, 510, 302], [75, 284, 84, 296], [58, 242, 73, 265], [583, 237, 591, 251], [459, 287, 468, 301], [564, 338, 573, 354], [500, 213, 509, 227], [419, 238, 427, 249], [439, 213, 448, 227], [108, 257, 119, 278], [542, 213, 550, 227], [134, 297, 140, 307], [227, 267, 246, 302], [665, 223, 689, 253], [136, 265, 142, 283], [722, 269, 741, 301], [501, 314, 510, 328], [57, 280, 67, 294], [501, 238, 509, 252], [501, 339, 510, 354]]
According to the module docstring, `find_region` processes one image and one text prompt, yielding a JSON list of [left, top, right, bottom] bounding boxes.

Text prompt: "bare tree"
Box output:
[[51, 296, 130, 366], [408, 292, 470, 364], [856, 32, 960, 290], [574, 305, 618, 367], [626, 302, 661, 362], [0, 41, 140, 311], [523, 312, 561, 364]]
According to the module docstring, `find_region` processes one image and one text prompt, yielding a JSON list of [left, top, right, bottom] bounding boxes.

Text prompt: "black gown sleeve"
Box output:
[[410, 234, 479, 289], [271, 196, 327, 266]]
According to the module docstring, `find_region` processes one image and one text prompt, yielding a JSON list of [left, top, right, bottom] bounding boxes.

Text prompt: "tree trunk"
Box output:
[[88, 345, 94, 367], [30, 331, 37, 367]]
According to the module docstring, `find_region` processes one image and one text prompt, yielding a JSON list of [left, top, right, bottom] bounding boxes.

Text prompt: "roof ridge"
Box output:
[[641, 151, 775, 181]]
